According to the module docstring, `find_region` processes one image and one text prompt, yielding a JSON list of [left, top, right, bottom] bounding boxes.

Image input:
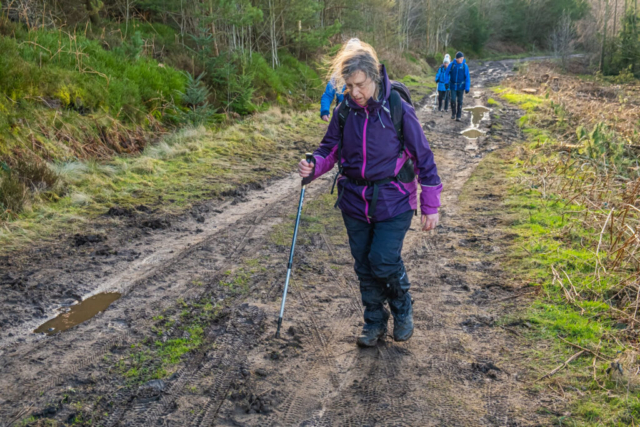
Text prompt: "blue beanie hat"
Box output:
[[456, 51, 464, 59]]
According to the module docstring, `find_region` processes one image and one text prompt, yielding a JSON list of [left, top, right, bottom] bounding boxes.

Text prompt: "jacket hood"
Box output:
[[344, 64, 391, 112]]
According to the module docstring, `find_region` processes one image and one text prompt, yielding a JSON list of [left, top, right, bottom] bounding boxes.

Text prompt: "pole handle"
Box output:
[[301, 152, 315, 186]]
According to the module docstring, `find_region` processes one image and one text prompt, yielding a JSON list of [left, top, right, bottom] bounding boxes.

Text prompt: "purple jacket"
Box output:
[[310, 65, 442, 223]]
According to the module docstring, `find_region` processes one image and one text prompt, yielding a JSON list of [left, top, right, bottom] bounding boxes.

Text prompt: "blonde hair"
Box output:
[[327, 40, 380, 90]]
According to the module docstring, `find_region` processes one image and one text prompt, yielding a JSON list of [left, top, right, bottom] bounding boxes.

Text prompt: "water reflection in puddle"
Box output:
[[35, 292, 121, 335], [461, 128, 486, 139]]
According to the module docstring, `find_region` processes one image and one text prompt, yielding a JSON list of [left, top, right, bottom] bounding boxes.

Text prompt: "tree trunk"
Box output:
[[281, 12, 287, 46], [269, 0, 279, 68], [209, 0, 219, 56], [600, 0, 609, 73]]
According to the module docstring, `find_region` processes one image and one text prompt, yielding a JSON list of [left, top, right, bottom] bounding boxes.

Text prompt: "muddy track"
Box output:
[[1, 57, 562, 426]]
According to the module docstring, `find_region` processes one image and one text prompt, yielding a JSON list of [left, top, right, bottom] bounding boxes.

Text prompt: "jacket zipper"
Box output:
[[362, 107, 370, 222], [362, 107, 368, 179]]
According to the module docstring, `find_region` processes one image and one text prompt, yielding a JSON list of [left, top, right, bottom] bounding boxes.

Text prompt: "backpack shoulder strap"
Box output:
[[336, 100, 351, 170], [330, 100, 351, 196], [337, 100, 350, 133], [389, 89, 405, 156]]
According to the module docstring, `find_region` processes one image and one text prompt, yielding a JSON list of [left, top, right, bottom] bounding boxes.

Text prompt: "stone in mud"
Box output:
[[106, 206, 134, 217], [93, 245, 114, 256], [255, 368, 269, 377], [141, 218, 171, 230], [0, 273, 18, 284], [140, 379, 166, 393], [73, 233, 105, 246], [36, 403, 60, 417], [472, 361, 501, 380]]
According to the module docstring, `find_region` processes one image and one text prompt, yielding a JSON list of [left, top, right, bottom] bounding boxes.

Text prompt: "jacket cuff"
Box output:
[[320, 110, 330, 117], [420, 183, 443, 215], [422, 206, 439, 215]]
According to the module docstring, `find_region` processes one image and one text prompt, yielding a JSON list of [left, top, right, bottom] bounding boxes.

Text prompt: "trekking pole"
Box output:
[[275, 153, 315, 339]]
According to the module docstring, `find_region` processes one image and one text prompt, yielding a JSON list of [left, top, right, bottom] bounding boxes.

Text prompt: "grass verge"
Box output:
[[487, 75, 640, 424], [0, 108, 325, 253]]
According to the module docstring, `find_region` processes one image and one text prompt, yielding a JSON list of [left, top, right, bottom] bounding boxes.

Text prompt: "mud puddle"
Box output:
[[34, 292, 121, 335], [465, 105, 491, 126], [462, 105, 491, 139]]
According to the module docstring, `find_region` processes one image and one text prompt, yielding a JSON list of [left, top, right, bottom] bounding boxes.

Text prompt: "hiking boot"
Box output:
[[384, 269, 414, 342], [356, 325, 387, 347], [393, 305, 414, 342], [451, 115, 456, 120]]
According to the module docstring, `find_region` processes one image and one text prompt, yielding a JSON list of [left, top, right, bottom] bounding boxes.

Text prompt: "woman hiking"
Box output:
[[298, 41, 442, 347], [435, 54, 451, 113]]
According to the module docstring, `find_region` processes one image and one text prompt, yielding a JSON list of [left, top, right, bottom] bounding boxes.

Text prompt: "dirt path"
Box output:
[[1, 59, 559, 426]]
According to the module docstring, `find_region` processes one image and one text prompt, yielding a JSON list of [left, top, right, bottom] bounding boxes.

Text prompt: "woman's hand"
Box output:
[[421, 213, 439, 231], [321, 115, 330, 122], [298, 159, 314, 178]]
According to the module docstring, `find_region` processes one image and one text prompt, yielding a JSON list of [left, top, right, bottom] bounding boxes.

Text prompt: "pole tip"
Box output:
[[275, 317, 283, 339]]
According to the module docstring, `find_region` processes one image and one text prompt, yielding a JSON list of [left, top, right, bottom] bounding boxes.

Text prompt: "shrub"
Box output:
[[12, 158, 59, 191], [0, 173, 28, 216], [0, 27, 186, 123]]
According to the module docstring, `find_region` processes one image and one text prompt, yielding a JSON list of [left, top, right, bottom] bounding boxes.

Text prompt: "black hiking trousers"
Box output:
[[437, 90, 450, 111], [342, 210, 413, 329], [450, 89, 465, 119]]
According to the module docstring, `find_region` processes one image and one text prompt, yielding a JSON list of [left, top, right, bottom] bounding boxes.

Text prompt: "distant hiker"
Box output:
[[320, 38, 362, 122], [435, 54, 451, 112], [448, 51, 471, 121], [299, 41, 442, 347], [320, 80, 344, 122]]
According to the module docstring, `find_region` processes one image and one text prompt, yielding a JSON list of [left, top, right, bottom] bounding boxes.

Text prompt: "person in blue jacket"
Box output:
[[435, 54, 451, 113], [320, 38, 362, 122], [320, 80, 345, 122], [448, 51, 471, 121]]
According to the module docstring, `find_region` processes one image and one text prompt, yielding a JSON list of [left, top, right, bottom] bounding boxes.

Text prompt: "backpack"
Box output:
[[331, 81, 417, 217], [436, 65, 447, 83]]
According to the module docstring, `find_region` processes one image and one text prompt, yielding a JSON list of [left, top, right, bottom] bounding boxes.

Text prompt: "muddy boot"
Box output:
[[357, 325, 387, 347], [390, 297, 414, 342], [357, 280, 389, 347], [385, 270, 414, 342]]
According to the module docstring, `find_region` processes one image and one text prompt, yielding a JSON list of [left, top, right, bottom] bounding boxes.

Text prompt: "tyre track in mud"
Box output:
[[251, 233, 365, 427], [82, 182, 341, 427], [0, 174, 332, 425], [113, 178, 361, 427], [187, 213, 369, 426]]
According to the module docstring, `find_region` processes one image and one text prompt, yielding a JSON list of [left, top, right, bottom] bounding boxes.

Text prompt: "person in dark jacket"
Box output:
[[435, 54, 451, 113], [448, 51, 471, 121], [299, 41, 442, 347]]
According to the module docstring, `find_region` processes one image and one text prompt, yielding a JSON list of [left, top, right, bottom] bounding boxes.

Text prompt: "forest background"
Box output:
[[1, 0, 640, 221]]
